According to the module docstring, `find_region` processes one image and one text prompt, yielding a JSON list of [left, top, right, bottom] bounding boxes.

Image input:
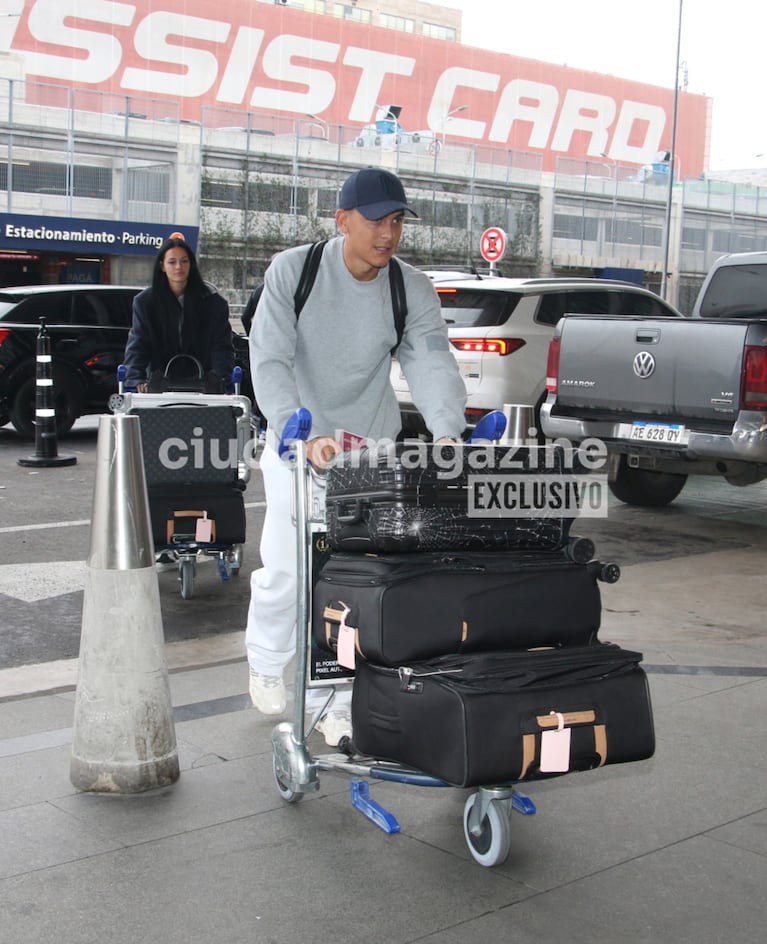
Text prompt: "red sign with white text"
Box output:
[[0, 1, 710, 175]]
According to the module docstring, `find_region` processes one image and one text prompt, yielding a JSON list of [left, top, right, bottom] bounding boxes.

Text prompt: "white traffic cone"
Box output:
[[70, 413, 179, 793]]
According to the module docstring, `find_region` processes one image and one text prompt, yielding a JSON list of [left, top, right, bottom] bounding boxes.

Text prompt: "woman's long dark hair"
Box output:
[[151, 236, 207, 297]]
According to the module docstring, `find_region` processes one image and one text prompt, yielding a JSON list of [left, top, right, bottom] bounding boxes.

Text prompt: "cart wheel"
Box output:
[[179, 557, 195, 599], [273, 753, 303, 803], [463, 793, 511, 867], [229, 544, 243, 575]]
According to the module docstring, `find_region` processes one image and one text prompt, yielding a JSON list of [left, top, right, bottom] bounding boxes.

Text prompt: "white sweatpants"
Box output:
[[246, 443, 350, 712]]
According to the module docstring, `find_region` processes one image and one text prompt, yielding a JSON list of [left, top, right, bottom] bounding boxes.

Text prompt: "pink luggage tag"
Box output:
[[335, 603, 357, 670], [539, 711, 571, 772], [195, 511, 213, 543]]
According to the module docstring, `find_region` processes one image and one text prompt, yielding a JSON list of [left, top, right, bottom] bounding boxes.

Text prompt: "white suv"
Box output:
[[392, 272, 685, 436]]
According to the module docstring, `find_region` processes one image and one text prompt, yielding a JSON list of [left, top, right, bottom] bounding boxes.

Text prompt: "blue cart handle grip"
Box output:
[[278, 407, 313, 457], [468, 409, 506, 443]]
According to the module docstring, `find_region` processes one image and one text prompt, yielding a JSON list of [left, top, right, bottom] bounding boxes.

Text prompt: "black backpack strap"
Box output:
[[294, 240, 407, 352], [294, 240, 327, 316], [388, 257, 408, 352]]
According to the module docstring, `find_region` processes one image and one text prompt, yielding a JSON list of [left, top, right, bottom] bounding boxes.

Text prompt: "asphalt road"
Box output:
[[0, 416, 264, 669], [2, 414, 766, 672]]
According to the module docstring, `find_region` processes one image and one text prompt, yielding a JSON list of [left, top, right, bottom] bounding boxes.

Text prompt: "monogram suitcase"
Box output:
[[313, 549, 615, 667], [133, 404, 242, 487], [325, 441, 577, 553], [351, 644, 655, 787]]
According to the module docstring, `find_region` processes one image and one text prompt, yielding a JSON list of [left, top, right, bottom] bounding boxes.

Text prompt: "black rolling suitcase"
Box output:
[[325, 441, 576, 553], [313, 549, 617, 666], [147, 484, 246, 546], [351, 644, 655, 787]]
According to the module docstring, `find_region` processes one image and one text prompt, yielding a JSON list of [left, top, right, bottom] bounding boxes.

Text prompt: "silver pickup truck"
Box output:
[[540, 251, 767, 506]]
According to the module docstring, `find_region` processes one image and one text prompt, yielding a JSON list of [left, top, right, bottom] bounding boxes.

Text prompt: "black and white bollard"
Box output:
[[17, 317, 77, 468]]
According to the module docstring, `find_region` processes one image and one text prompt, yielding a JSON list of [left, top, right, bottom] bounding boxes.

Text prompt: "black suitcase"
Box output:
[[351, 644, 654, 787], [313, 549, 615, 667], [148, 484, 246, 546], [325, 442, 574, 553]]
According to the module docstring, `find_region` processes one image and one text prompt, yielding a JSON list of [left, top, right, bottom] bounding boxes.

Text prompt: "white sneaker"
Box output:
[[249, 670, 287, 716], [315, 709, 352, 747]]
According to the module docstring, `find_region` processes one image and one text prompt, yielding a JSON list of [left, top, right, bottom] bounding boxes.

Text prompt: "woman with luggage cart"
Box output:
[[123, 233, 234, 392], [245, 167, 467, 745]]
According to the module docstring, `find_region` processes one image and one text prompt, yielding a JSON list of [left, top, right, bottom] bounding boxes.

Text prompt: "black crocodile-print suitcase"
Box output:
[[325, 442, 576, 553]]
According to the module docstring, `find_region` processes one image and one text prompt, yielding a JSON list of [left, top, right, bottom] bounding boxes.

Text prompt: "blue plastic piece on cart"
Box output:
[[231, 365, 242, 384], [469, 409, 506, 443], [278, 407, 312, 458], [350, 780, 400, 834], [511, 790, 537, 816], [117, 364, 127, 383]]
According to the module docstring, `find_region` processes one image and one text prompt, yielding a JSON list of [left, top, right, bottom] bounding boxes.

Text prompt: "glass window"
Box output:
[[379, 13, 415, 32], [91, 291, 135, 328], [11, 294, 73, 326], [423, 23, 457, 41], [436, 289, 519, 327], [698, 262, 767, 318], [536, 290, 611, 326], [553, 213, 599, 241]]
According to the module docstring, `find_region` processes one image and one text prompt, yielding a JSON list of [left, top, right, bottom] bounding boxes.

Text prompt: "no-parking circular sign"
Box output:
[[480, 227, 506, 263]]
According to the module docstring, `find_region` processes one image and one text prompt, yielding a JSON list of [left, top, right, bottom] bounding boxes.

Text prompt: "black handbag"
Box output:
[[147, 354, 224, 394]]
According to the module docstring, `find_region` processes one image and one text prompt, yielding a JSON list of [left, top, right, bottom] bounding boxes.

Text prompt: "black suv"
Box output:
[[0, 285, 253, 438]]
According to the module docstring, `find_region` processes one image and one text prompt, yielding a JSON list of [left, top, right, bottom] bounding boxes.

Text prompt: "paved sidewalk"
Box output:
[[3, 553, 767, 944]]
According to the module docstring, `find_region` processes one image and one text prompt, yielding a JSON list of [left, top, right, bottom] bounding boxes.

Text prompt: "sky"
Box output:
[[452, 0, 762, 171]]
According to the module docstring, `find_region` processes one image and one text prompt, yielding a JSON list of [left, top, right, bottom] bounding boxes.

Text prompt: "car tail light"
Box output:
[[545, 336, 561, 393], [450, 338, 525, 356], [741, 345, 767, 409], [0, 328, 10, 348]]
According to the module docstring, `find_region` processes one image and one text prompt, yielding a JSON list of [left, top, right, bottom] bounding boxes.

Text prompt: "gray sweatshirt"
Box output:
[[249, 236, 467, 443]]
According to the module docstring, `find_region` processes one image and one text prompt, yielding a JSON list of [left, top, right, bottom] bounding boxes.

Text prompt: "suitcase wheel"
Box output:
[[566, 536, 596, 564], [600, 562, 621, 584], [463, 792, 512, 868], [179, 556, 196, 599]]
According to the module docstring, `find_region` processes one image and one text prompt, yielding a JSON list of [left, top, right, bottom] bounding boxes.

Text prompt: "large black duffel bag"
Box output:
[[351, 644, 655, 787], [313, 549, 614, 667]]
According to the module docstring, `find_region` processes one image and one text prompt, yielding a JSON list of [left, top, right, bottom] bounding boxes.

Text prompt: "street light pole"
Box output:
[[661, 0, 683, 301], [441, 105, 468, 145]]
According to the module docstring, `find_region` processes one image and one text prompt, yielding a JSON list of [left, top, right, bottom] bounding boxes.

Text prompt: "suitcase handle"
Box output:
[[335, 498, 363, 524]]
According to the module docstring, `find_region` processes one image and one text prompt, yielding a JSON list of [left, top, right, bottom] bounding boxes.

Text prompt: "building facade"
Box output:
[[1, 1, 766, 314]]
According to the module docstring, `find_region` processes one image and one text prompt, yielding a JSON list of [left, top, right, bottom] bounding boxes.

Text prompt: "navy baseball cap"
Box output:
[[338, 168, 418, 220]]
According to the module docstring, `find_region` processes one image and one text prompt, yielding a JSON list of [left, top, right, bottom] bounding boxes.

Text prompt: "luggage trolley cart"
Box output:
[[110, 365, 254, 599], [270, 409, 537, 868]]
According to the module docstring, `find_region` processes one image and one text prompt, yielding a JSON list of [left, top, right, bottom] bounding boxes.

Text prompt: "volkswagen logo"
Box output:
[[633, 351, 656, 378]]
